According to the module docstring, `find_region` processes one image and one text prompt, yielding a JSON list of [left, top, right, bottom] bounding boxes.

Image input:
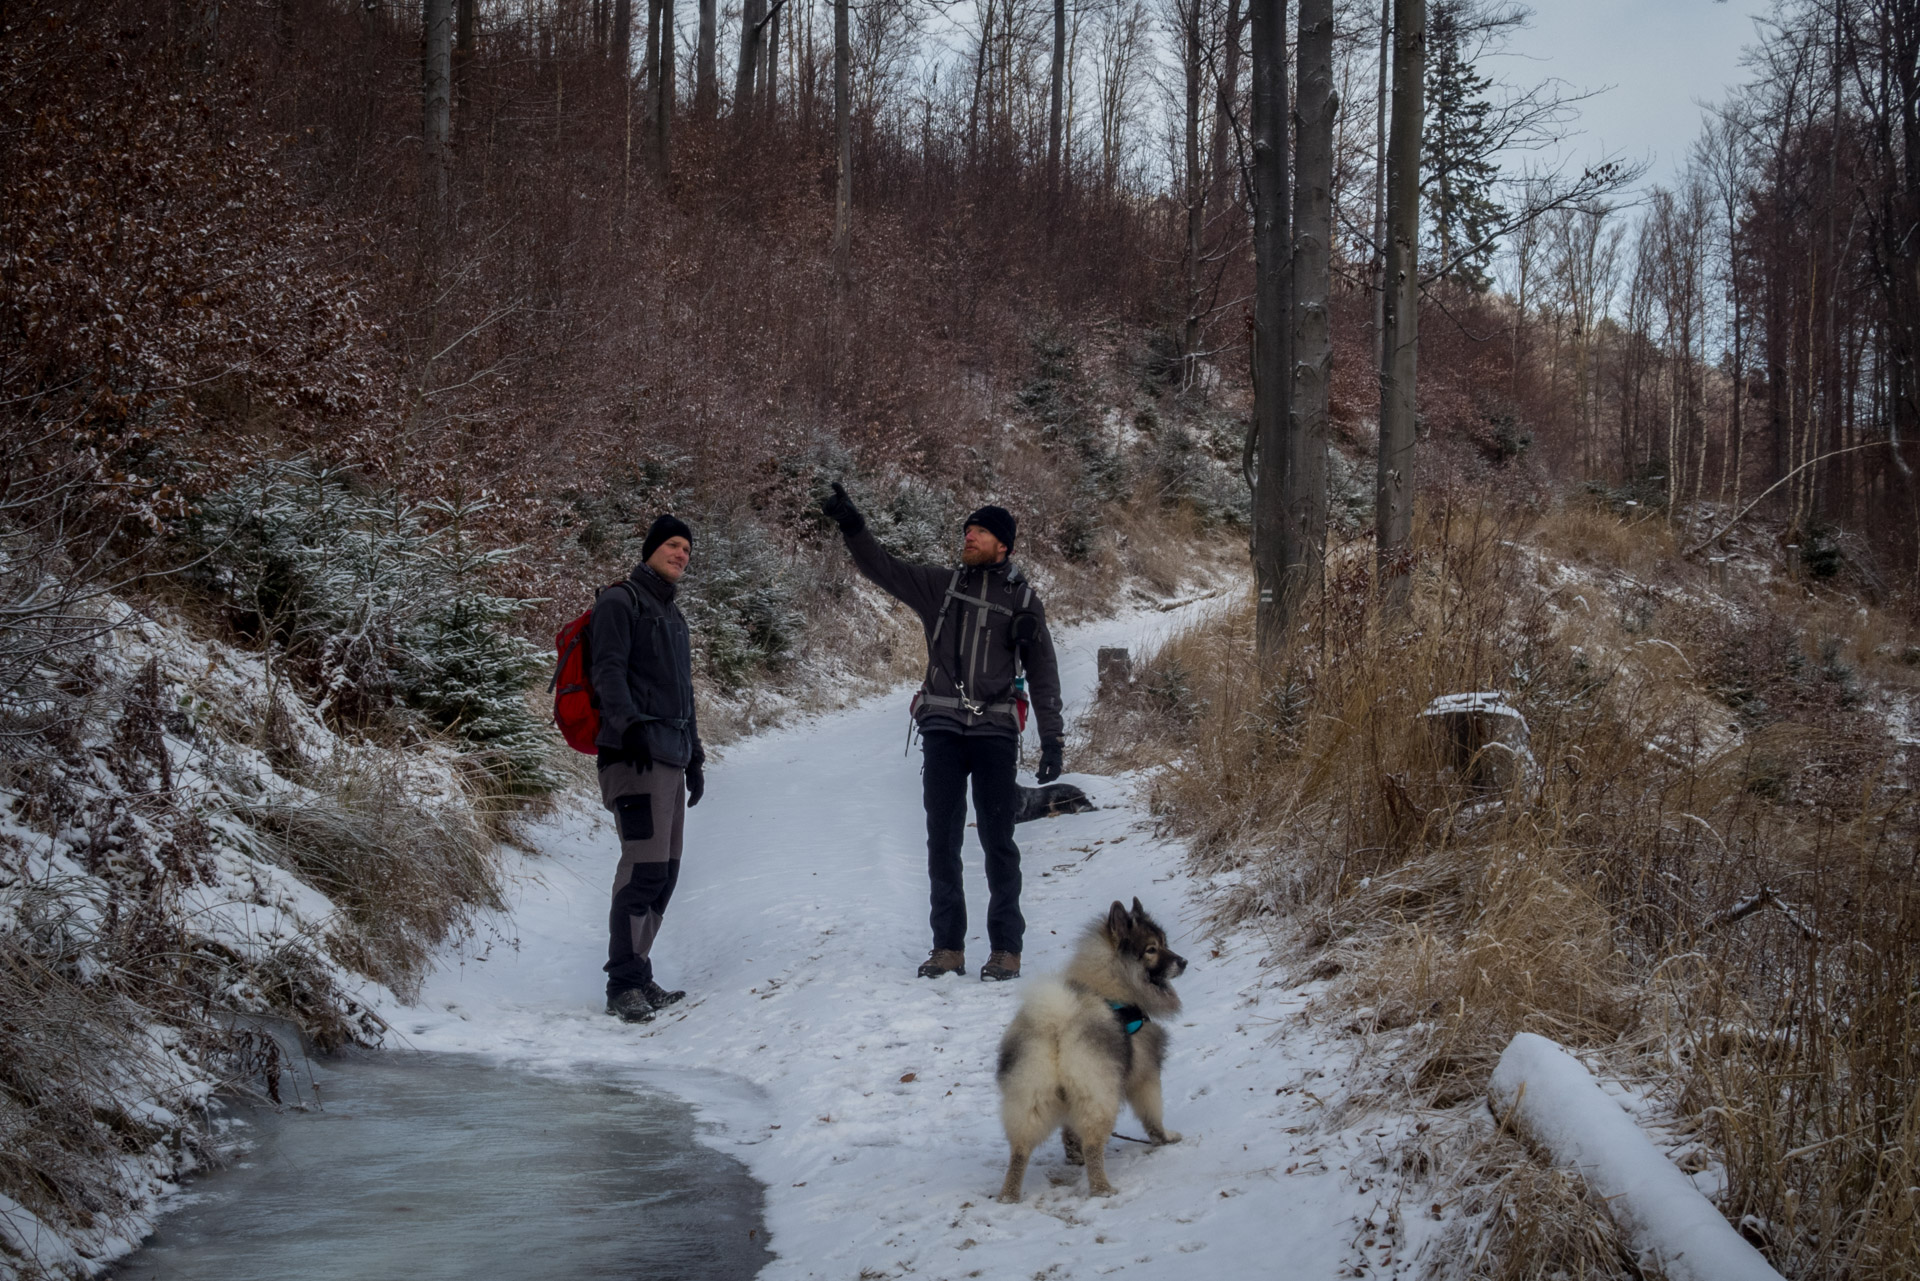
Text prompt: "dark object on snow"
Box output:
[[640, 978, 687, 1008], [606, 989, 656, 1023], [918, 948, 966, 978], [980, 950, 1021, 981], [1097, 647, 1132, 696], [1014, 782, 1095, 824]]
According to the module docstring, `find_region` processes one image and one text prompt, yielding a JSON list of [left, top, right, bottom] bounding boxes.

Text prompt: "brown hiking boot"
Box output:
[[917, 949, 966, 978], [980, 951, 1021, 981]]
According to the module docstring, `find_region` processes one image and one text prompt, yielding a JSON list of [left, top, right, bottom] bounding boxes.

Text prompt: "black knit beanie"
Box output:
[[964, 505, 1017, 552], [642, 513, 693, 562]]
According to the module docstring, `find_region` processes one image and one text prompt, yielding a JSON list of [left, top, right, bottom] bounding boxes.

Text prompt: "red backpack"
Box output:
[[550, 582, 639, 754]]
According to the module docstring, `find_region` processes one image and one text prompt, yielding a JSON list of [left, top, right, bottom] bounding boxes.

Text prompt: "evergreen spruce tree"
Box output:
[[1421, 0, 1502, 291]]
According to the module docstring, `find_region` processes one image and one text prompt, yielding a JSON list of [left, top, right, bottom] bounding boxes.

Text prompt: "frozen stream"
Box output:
[[110, 1050, 771, 1281]]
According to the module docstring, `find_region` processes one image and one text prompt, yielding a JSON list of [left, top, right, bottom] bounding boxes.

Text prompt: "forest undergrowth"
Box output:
[[1080, 487, 1920, 1280]]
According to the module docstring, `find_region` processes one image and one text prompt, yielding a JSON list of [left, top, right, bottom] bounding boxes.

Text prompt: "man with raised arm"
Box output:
[[821, 484, 1065, 982]]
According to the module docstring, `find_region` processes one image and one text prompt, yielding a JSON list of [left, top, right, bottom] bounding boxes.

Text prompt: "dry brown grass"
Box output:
[[1084, 486, 1920, 1279], [236, 750, 501, 1003]]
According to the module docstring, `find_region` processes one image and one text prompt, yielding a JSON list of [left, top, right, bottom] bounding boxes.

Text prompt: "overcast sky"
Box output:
[[1489, 0, 1774, 193]]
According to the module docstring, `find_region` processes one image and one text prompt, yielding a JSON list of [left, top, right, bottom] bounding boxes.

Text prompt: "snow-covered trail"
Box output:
[[394, 599, 1415, 1280]]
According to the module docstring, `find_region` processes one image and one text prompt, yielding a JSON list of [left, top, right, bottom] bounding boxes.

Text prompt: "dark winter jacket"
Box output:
[[843, 527, 1064, 743], [590, 564, 703, 768]]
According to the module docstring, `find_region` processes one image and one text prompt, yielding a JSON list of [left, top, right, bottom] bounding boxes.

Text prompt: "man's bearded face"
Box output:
[[961, 525, 1006, 566]]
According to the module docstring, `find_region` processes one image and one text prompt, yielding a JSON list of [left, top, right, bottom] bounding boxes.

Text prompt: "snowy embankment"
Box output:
[[1490, 1035, 1783, 1281], [396, 594, 1448, 1280]]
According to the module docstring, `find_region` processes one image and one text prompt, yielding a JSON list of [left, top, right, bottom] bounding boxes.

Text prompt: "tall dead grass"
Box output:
[[236, 751, 501, 1003], [1084, 487, 1920, 1279]]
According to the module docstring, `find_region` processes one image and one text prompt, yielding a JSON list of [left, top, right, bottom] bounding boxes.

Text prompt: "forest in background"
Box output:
[[1, 0, 1918, 1274]]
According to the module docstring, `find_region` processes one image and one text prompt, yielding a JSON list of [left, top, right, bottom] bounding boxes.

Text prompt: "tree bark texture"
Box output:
[[1181, 0, 1204, 365], [612, 0, 633, 67], [1249, 0, 1293, 661], [1286, 0, 1334, 616], [645, 0, 663, 120], [1375, 0, 1423, 615], [736, 0, 765, 119], [833, 0, 852, 282], [1047, 0, 1065, 206], [421, 0, 453, 241], [1207, 0, 1244, 228], [694, 0, 716, 117], [653, 0, 674, 176], [454, 0, 477, 115]]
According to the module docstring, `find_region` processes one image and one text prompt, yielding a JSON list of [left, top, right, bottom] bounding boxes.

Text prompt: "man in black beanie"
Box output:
[[821, 483, 1065, 981], [591, 513, 706, 1022]]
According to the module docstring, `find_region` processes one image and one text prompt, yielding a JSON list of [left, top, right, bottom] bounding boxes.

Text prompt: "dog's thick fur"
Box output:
[[994, 898, 1188, 1203]]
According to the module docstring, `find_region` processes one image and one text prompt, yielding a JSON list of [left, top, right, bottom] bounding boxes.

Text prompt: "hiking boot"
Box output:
[[980, 951, 1022, 981], [640, 978, 686, 1008], [606, 989, 656, 1023], [917, 949, 966, 978]]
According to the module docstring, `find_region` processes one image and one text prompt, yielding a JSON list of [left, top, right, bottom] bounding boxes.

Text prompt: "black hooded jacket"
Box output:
[[842, 526, 1064, 743], [589, 563, 703, 768]]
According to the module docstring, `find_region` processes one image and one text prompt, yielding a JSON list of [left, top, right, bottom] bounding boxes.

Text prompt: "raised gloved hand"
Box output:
[[1037, 740, 1063, 785], [821, 481, 865, 536], [686, 752, 705, 807], [620, 722, 654, 770]]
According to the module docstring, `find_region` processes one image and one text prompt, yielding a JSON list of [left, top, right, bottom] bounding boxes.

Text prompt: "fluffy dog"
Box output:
[[994, 898, 1187, 1203]]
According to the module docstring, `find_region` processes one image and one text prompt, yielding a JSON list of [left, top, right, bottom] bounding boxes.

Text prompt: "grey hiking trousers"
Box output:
[[598, 759, 686, 996]]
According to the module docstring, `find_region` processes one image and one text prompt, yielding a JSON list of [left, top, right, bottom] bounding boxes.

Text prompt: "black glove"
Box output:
[[620, 722, 654, 770], [1008, 611, 1039, 650], [822, 481, 865, 536], [686, 753, 705, 807], [1037, 740, 1063, 784]]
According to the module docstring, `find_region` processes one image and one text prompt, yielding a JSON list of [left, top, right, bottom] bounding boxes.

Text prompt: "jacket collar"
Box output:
[[630, 561, 677, 603], [963, 556, 1020, 584]]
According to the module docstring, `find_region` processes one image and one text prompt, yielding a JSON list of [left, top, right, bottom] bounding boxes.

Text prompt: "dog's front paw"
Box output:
[[1088, 1177, 1117, 1197], [1151, 1129, 1182, 1145], [996, 1191, 1022, 1205]]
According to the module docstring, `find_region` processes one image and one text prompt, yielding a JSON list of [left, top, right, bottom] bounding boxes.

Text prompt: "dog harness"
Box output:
[[1108, 1001, 1147, 1036]]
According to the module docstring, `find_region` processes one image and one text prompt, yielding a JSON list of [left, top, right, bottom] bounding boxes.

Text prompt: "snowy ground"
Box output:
[[393, 599, 1438, 1280]]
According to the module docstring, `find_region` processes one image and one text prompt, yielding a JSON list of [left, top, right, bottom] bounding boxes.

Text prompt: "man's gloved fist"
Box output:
[[822, 481, 865, 536], [686, 754, 705, 807], [1037, 740, 1064, 785], [620, 722, 654, 770]]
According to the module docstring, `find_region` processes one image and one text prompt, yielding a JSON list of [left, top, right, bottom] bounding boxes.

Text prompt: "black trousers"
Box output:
[[921, 731, 1024, 955]]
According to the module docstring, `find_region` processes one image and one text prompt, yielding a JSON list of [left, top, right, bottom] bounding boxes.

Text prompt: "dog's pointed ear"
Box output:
[[1106, 900, 1131, 937], [1131, 896, 1147, 920]]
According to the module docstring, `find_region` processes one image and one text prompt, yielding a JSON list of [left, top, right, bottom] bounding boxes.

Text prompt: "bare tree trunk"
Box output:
[[832, 0, 851, 282], [736, 0, 765, 118], [1181, 0, 1204, 370], [613, 0, 633, 67], [422, 0, 453, 243], [654, 0, 675, 176], [646, 0, 664, 121], [695, 0, 717, 117], [1286, 0, 1333, 615], [1249, 0, 1293, 661], [1207, 0, 1244, 224], [1371, 0, 1389, 369], [763, 2, 779, 120], [1047, 0, 1065, 210], [1374, 0, 1423, 615], [454, 0, 477, 116]]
